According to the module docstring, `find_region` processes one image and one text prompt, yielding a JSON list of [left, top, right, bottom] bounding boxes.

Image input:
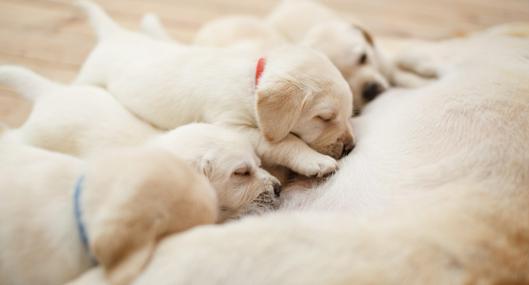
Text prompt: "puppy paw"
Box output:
[[395, 53, 439, 79], [294, 154, 338, 178]]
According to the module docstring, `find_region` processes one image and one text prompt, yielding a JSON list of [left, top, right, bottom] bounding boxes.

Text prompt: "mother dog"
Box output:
[[71, 26, 529, 284]]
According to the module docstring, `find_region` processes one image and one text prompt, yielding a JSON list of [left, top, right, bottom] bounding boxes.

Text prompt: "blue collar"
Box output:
[[73, 175, 98, 265]]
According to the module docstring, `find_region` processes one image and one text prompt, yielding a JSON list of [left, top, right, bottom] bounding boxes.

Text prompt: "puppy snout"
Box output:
[[340, 135, 355, 158], [273, 182, 282, 197], [342, 141, 355, 157], [361, 82, 385, 102]]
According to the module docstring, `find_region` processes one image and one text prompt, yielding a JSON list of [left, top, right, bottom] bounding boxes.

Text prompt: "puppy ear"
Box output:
[[352, 24, 375, 46], [192, 155, 212, 177], [256, 79, 307, 143], [90, 209, 162, 285]]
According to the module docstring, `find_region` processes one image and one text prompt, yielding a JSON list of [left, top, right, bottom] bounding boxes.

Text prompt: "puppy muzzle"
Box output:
[[273, 181, 282, 197], [361, 82, 386, 102]]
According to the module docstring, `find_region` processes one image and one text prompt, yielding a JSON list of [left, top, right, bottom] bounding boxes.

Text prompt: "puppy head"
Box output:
[[256, 46, 355, 158], [150, 123, 282, 222], [200, 150, 282, 221], [82, 147, 218, 285], [302, 21, 390, 114], [233, 167, 282, 219]]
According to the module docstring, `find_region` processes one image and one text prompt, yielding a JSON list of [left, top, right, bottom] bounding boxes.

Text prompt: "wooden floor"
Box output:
[[1, 0, 529, 126]]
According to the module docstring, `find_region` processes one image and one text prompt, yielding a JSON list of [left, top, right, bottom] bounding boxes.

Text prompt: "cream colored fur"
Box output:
[[193, 0, 427, 114], [0, 143, 217, 285], [0, 66, 280, 221], [75, 0, 355, 178], [69, 25, 529, 285]]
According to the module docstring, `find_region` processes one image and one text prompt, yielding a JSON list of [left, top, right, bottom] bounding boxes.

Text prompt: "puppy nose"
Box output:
[[362, 82, 385, 102], [273, 182, 282, 197], [341, 141, 356, 157]]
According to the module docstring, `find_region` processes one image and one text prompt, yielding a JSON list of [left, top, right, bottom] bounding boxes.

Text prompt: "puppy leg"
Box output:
[[394, 53, 439, 80], [243, 128, 338, 177], [390, 69, 435, 88], [140, 13, 173, 42]]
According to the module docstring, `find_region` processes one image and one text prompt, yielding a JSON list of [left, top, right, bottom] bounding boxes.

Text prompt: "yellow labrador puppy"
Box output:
[[0, 143, 217, 285], [75, 0, 355, 178], [0, 66, 281, 221], [194, 0, 398, 114]]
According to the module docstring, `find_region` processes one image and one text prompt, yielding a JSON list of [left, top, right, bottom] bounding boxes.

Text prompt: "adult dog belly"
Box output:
[[281, 34, 529, 216]]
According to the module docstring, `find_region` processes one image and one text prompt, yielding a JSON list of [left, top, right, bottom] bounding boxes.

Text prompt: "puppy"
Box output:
[[193, 0, 393, 114], [0, 142, 217, 285], [0, 65, 281, 221], [75, 0, 355, 178]]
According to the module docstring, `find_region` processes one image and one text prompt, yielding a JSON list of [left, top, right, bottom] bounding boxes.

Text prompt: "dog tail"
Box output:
[[76, 0, 121, 41], [140, 13, 172, 41], [0, 65, 58, 101]]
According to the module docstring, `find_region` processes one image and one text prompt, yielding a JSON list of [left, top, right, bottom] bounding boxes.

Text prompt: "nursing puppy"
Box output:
[[75, 0, 355, 178], [0, 143, 217, 285], [194, 0, 395, 114], [0, 66, 280, 221]]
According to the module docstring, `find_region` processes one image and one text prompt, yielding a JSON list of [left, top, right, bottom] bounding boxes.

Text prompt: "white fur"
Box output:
[[69, 27, 529, 284], [281, 31, 529, 213], [139, 13, 173, 42], [0, 143, 218, 285], [75, 0, 354, 178], [193, 0, 412, 113], [0, 66, 280, 221]]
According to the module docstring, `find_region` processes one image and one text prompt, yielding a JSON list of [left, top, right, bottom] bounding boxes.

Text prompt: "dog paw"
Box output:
[[293, 154, 338, 178], [395, 52, 439, 79]]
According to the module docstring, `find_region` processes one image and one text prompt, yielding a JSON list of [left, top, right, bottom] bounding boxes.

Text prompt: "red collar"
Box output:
[[255, 57, 266, 86]]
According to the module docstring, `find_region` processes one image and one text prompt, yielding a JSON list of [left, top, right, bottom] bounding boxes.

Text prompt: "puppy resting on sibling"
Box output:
[[194, 0, 394, 113], [76, 0, 355, 178], [0, 66, 280, 220]]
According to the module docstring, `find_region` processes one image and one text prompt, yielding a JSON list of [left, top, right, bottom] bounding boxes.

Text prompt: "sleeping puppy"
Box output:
[[0, 65, 280, 221], [75, 0, 355, 178], [0, 142, 217, 285], [267, 0, 397, 113], [193, 0, 393, 114]]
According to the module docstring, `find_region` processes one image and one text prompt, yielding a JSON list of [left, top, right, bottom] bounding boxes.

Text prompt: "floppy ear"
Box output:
[[90, 210, 162, 285], [191, 155, 212, 178], [255, 79, 307, 143], [352, 24, 375, 46]]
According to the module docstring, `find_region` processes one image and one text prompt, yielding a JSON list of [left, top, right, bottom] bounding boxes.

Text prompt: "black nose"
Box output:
[[362, 82, 385, 102], [273, 182, 282, 197], [341, 141, 356, 158]]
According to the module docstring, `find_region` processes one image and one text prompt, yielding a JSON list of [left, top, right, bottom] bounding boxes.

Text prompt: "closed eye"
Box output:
[[317, 114, 335, 122], [233, 166, 252, 176], [358, 53, 368, 65]]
